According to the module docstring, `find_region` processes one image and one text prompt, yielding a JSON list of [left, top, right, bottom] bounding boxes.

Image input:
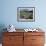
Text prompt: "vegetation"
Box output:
[[20, 9, 33, 19]]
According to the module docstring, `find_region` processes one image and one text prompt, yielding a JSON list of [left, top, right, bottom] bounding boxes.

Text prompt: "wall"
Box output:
[[0, 0, 46, 30]]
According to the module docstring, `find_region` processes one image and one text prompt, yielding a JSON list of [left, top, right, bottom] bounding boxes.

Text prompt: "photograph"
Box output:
[[17, 7, 35, 22]]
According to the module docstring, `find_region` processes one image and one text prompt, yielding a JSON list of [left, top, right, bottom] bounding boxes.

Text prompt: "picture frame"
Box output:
[[17, 7, 35, 22]]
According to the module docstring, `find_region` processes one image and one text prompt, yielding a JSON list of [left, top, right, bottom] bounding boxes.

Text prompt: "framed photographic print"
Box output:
[[17, 7, 35, 22]]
